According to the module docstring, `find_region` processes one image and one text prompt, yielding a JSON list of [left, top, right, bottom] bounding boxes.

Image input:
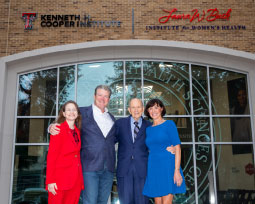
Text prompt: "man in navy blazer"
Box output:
[[50, 85, 116, 204], [79, 89, 116, 204], [115, 98, 151, 204]]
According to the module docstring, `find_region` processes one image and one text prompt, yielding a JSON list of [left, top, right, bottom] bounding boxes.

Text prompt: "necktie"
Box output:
[[134, 121, 140, 142]]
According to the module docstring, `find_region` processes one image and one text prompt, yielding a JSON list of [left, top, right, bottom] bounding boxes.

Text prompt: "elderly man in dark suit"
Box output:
[[115, 98, 151, 204], [50, 85, 116, 204], [115, 98, 176, 204]]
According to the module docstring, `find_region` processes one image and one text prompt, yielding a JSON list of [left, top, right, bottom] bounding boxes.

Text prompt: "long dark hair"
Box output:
[[56, 100, 82, 129]]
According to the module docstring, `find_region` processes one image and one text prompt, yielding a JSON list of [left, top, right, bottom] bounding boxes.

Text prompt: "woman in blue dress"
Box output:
[[143, 99, 186, 204]]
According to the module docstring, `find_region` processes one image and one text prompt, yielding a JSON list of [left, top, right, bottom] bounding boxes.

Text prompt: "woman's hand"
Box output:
[[48, 183, 58, 195], [174, 169, 183, 187]]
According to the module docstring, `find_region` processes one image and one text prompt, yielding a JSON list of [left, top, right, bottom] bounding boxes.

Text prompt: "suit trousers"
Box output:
[[48, 176, 82, 204], [117, 163, 149, 204]]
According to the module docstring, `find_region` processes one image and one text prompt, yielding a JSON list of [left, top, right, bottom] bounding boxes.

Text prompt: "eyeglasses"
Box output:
[[65, 109, 78, 112]]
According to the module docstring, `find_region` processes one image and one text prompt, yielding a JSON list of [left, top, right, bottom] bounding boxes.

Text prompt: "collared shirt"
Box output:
[[92, 104, 114, 138], [130, 116, 142, 142]]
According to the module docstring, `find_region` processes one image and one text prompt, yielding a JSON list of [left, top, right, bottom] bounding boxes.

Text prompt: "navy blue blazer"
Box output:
[[115, 116, 151, 178], [80, 105, 116, 173]]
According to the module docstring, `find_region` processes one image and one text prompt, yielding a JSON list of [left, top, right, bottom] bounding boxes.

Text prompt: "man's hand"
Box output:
[[166, 145, 176, 154], [49, 123, 60, 135], [48, 183, 58, 195]]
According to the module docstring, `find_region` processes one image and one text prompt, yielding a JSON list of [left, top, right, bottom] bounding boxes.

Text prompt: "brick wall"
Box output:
[[1, 0, 254, 57], [0, 0, 10, 56]]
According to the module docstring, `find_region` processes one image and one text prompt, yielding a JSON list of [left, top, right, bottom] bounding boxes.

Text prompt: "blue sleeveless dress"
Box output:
[[143, 120, 186, 197]]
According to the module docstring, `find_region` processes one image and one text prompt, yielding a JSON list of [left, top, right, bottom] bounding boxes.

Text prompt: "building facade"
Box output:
[[0, 1, 255, 204]]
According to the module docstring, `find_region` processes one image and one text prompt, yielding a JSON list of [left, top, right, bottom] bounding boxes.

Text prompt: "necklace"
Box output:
[[152, 118, 165, 126]]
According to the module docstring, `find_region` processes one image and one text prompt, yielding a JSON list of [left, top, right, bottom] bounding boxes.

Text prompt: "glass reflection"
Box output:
[[165, 118, 192, 142], [59, 66, 75, 111], [194, 117, 211, 142], [215, 145, 254, 203], [108, 82, 124, 116], [125, 61, 142, 115], [209, 68, 249, 115], [192, 65, 209, 115], [18, 69, 57, 116], [12, 146, 48, 204], [16, 118, 55, 143], [213, 117, 252, 143], [176, 145, 195, 204], [195, 144, 214, 204], [77, 61, 124, 116], [143, 62, 190, 115], [110, 178, 119, 204]]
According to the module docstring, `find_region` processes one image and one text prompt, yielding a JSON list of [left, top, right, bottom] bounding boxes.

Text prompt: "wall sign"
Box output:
[[159, 8, 232, 23], [146, 8, 246, 31], [40, 14, 122, 28], [22, 13, 122, 30], [22, 13, 37, 30], [245, 163, 255, 175]]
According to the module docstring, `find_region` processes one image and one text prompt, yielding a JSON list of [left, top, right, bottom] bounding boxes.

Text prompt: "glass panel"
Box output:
[[111, 178, 118, 204], [209, 68, 249, 115], [16, 118, 55, 143], [12, 146, 48, 204], [215, 145, 254, 203], [109, 82, 124, 116], [213, 117, 252, 143], [143, 61, 190, 115], [18, 69, 57, 116], [175, 145, 195, 203], [77, 61, 124, 116], [195, 144, 214, 203], [59, 65, 75, 111], [125, 61, 142, 115], [194, 117, 211, 142], [192, 65, 209, 115], [165, 117, 192, 142]]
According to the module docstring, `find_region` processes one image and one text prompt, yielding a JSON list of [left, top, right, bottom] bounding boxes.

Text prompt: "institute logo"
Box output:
[[22, 13, 37, 30]]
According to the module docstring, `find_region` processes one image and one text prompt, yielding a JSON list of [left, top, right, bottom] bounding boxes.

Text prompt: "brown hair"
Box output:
[[144, 98, 166, 119], [56, 100, 82, 129], [94, 85, 112, 98]]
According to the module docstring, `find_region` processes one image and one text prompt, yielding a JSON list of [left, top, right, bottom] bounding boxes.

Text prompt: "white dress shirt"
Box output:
[[92, 104, 114, 137]]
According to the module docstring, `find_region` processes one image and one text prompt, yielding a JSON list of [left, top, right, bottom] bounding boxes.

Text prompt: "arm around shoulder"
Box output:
[[48, 123, 60, 135]]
